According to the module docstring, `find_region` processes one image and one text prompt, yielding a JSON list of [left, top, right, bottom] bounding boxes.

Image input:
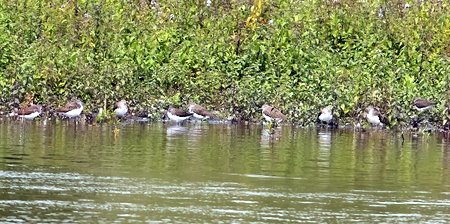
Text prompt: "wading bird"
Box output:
[[261, 104, 287, 123], [366, 106, 388, 127], [114, 100, 128, 118], [17, 104, 42, 120], [318, 105, 333, 124], [56, 99, 83, 118], [413, 98, 435, 112], [188, 103, 215, 120], [167, 106, 192, 123]]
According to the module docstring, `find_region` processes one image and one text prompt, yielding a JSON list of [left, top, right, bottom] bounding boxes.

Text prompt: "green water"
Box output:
[[1, 120, 450, 222]]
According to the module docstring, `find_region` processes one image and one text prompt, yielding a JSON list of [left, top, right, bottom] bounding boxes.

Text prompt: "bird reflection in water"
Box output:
[[318, 131, 332, 169], [260, 126, 282, 149], [166, 125, 188, 138]]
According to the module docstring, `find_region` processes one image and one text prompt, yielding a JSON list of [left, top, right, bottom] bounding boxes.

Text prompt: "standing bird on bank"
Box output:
[[413, 98, 435, 112], [56, 99, 84, 118], [167, 106, 192, 123], [318, 105, 334, 124], [114, 100, 128, 118], [411, 98, 435, 129], [188, 103, 215, 120], [365, 106, 387, 127], [17, 104, 42, 120], [261, 104, 287, 123]]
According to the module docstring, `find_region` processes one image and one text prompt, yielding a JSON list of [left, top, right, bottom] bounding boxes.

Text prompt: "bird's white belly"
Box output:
[[367, 114, 381, 125], [20, 112, 40, 120], [193, 113, 207, 119], [262, 113, 273, 122], [63, 107, 83, 118], [115, 107, 128, 117], [168, 112, 191, 122], [319, 113, 333, 122]]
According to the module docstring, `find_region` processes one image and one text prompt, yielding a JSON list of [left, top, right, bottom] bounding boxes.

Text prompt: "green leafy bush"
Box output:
[[0, 0, 448, 125]]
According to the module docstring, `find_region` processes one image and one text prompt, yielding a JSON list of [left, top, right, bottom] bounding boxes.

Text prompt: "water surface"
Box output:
[[1, 120, 450, 222]]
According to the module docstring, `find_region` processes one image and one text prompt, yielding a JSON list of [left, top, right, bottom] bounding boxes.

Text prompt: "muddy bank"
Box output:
[[1, 106, 449, 133]]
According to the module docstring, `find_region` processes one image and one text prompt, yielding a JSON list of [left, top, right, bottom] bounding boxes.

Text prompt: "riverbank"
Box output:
[[0, 1, 449, 125], [1, 109, 449, 134]]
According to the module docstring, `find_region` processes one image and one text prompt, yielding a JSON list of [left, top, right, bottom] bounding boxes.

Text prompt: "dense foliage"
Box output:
[[0, 0, 449, 125]]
